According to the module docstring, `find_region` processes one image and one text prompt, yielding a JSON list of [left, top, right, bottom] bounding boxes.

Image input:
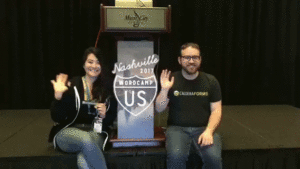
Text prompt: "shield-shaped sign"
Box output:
[[114, 75, 157, 116]]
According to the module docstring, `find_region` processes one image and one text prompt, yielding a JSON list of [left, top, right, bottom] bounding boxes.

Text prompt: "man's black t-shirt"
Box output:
[[167, 71, 222, 127]]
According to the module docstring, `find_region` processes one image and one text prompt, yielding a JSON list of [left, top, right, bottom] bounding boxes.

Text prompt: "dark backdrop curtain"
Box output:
[[0, 0, 299, 109]]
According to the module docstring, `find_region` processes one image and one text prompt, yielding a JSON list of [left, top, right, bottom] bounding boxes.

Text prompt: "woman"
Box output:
[[48, 47, 116, 169]]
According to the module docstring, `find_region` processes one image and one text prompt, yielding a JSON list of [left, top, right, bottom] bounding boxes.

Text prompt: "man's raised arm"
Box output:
[[155, 69, 174, 113]]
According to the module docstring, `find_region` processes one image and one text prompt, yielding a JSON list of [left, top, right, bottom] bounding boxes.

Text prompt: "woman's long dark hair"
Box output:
[[82, 47, 110, 103]]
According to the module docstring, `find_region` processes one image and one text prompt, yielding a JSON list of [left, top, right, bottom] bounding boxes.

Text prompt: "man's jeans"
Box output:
[[166, 126, 222, 169]]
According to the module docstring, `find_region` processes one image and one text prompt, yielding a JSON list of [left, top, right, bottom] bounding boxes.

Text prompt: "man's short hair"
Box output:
[[180, 42, 200, 55]]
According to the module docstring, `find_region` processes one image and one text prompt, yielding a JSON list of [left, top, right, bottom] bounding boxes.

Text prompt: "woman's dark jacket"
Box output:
[[48, 76, 117, 144]]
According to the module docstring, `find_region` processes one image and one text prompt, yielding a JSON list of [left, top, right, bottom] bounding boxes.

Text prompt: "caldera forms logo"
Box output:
[[174, 90, 180, 96]]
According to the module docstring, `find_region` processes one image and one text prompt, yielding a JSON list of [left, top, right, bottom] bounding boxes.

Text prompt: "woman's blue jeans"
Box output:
[[55, 127, 107, 169]]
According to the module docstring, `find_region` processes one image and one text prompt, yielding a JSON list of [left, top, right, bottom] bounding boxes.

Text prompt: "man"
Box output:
[[155, 43, 222, 169]]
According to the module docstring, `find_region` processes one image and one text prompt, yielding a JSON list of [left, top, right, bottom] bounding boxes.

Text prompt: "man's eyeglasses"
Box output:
[[181, 56, 201, 61]]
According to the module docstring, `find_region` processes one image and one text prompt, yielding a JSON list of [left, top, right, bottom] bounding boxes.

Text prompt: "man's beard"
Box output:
[[182, 64, 200, 75]]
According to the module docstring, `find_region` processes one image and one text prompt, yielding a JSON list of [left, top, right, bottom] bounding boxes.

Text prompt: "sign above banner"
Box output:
[[115, 0, 153, 7], [100, 5, 171, 32]]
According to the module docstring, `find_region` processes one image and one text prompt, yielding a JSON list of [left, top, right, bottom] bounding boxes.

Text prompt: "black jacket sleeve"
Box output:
[[102, 96, 118, 132], [50, 78, 78, 123]]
